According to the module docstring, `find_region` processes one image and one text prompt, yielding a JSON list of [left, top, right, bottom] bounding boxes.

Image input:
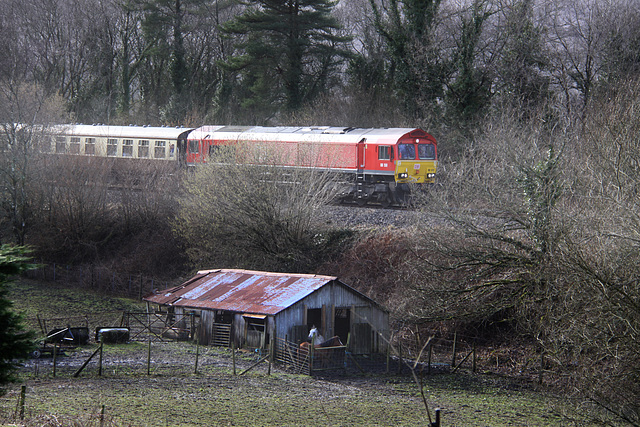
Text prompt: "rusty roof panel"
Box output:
[[144, 269, 337, 315]]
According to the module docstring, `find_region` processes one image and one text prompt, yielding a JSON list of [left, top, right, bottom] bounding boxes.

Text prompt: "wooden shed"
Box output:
[[144, 269, 389, 355]]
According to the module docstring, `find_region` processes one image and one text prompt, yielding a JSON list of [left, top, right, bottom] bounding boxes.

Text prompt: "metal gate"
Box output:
[[121, 311, 196, 342], [274, 337, 345, 375], [210, 323, 231, 347]]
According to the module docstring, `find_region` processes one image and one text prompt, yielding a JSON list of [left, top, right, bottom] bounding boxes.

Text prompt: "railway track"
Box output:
[[315, 204, 419, 229]]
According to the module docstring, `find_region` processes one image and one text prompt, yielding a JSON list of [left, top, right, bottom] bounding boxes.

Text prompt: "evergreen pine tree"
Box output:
[[137, 0, 207, 122], [221, 0, 352, 121], [0, 246, 35, 395]]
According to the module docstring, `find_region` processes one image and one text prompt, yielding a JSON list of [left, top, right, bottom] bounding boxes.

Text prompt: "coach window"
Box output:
[[154, 140, 166, 158], [84, 138, 95, 155], [378, 145, 391, 161], [55, 137, 67, 154], [40, 137, 52, 153], [418, 143, 435, 160], [398, 143, 415, 160], [107, 138, 118, 156], [69, 137, 80, 154], [122, 139, 133, 157], [138, 140, 149, 158]]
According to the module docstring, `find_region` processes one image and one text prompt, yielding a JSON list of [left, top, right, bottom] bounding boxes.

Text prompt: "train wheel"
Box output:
[[356, 197, 367, 206], [380, 196, 391, 208]]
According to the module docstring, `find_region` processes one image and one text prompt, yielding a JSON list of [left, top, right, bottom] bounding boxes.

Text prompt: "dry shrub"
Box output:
[[320, 229, 414, 314], [402, 92, 640, 424], [174, 146, 340, 272], [27, 155, 183, 276]]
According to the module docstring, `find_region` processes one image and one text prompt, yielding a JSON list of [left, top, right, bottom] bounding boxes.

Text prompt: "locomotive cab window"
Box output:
[[84, 138, 95, 155], [69, 137, 80, 154], [138, 140, 149, 158], [55, 137, 66, 154], [378, 145, 392, 161], [122, 139, 133, 157], [107, 139, 118, 156], [154, 140, 166, 158], [418, 143, 435, 160], [398, 143, 416, 160]]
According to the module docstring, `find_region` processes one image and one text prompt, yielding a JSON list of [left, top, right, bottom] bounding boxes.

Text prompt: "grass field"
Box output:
[[0, 279, 589, 426]]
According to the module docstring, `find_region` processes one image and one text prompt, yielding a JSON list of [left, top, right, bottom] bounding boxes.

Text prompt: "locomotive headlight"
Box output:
[[427, 173, 435, 178], [399, 173, 408, 179]]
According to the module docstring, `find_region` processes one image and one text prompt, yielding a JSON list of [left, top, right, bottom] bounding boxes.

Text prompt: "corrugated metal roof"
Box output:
[[144, 269, 338, 315]]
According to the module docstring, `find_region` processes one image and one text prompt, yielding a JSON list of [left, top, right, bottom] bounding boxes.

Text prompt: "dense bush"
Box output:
[[404, 90, 640, 424]]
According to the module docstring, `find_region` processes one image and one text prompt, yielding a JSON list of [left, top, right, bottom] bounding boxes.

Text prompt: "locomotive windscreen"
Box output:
[[418, 144, 436, 160]]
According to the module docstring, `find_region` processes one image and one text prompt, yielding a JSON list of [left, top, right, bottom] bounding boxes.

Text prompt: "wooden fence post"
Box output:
[[309, 343, 314, 375], [147, 336, 151, 375], [386, 344, 390, 374], [19, 385, 26, 420], [194, 332, 200, 375], [73, 345, 102, 378], [473, 341, 477, 373], [268, 337, 274, 375], [432, 408, 441, 427], [451, 332, 457, 370], [232, 338, 237, 376], [98, 340, 103, 376], [52, 343, 57, 378]]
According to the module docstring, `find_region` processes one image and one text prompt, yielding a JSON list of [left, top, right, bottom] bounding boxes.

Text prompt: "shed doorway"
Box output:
[[244, 314, 267, 349], [306, 308, 322, 334], [334, 308, 351, 344]]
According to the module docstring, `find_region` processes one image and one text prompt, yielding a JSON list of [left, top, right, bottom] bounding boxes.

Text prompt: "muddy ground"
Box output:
[[0, 340, 576, 426], [0, 279, 591, 426]]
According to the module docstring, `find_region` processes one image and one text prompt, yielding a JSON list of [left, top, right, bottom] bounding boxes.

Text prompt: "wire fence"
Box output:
[[25, 307, 544, 382], [26, 262, 172, 300], [22, 264, 544, 382]]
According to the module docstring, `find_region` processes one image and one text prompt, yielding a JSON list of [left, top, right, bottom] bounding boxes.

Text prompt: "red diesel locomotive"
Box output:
[[185, 125, 438, 206]]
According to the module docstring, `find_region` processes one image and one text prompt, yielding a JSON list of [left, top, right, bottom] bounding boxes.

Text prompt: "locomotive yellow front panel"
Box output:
[[396, 160, 437, 184]]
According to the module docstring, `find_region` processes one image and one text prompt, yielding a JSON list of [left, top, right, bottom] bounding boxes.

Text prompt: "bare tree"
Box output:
[[405, 87, 640, 424], [0, 77, 67, 244], [174, 143, 340, 272], [409, 109, 567, 329], [37, 156, 113, 256], [555, 79, 640, 425]]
